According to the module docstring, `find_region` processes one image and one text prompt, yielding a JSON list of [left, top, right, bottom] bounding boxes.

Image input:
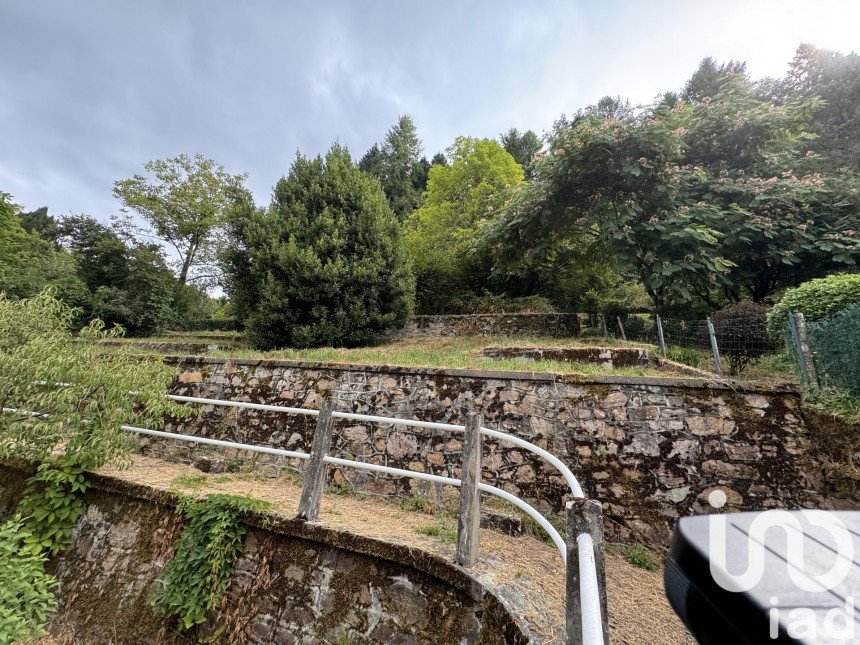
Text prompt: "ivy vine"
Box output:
[[150, 493, 270, 631]]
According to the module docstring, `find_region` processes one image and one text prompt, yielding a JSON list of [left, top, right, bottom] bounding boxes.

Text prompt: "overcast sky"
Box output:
[[1, 0, 858, 219]]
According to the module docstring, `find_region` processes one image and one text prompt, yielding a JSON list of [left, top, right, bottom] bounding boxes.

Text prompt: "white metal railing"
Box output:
[[4, 391, 606, 644]]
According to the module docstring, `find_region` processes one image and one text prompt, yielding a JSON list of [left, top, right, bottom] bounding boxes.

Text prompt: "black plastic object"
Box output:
[[665, 510, 860, 644]]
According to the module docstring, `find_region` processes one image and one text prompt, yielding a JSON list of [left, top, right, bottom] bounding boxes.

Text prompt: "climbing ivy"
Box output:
[[0, 517, 58, 643], [0, 291, 188, 639], [151, 494, 271, 631]]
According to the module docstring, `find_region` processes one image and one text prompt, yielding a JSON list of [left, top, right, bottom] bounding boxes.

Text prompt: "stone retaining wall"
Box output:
[[146, 357, 822, 545], [0, 468, 525, 644], [481, 346, 651, 368], [388, 313, 581, 339]]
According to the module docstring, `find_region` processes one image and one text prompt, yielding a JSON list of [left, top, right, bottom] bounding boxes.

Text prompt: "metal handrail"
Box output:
[[5, 391, 604, 644]]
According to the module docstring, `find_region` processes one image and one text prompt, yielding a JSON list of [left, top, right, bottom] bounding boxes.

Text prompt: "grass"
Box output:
[[204, 335, 669, 377], [171, 474, 208, 490], [623, 542, 660, 571], [399, 494, 437, 514], [803, 386, 860, 424], [414, 518, 457, 543]]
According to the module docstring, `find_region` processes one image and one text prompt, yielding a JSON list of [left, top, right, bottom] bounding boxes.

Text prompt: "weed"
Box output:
[[414, 518, 457, 543], [399, 495, 436, 514], [171, 474, 208, 490], [623, 542, 660, 571]]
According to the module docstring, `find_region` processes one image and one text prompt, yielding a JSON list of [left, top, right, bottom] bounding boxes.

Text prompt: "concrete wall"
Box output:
[[0, 468, 525, 644], [388, 313, 581, 339], [146, 357, 821, 545]]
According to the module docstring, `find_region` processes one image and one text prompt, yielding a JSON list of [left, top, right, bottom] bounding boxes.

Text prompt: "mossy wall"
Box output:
[[0, 469, 525, 644]]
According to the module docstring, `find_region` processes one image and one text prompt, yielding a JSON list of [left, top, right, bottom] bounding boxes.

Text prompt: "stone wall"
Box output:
[[0, 468, 525, 644], [388, 313, 581, 339], [146, 357, 822, 545], [481, 346, 650, 368]]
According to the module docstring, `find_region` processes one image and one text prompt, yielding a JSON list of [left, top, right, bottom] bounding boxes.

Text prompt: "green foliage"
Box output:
[[490, 76, 859, 310], [399, 495, 436, 514], [0, 517, 58, 644], [16, 459, 89, 555], [0, 192, 88, 306], [666, 346, 703, 368], [623, 542, 660, 571], [358, 115, 425, 220], [113, 153, 248, 289], [804, 302, 860, 395], [414, 518, 456, 543], [767, 274, 860, 339], [57, 214, 176, 335], [0, 291, 186, 468], [226, 144, 415, 349], [405, 137, 524, 312], [150, 494, 270, 631], [803, 386, 860, 424], [711, 300, 772, 375], [499, 128, 542, 179]]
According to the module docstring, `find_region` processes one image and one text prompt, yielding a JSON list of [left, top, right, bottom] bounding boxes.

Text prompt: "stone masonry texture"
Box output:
[[0, 469, 523, 644], [143, 357, 822, 545]]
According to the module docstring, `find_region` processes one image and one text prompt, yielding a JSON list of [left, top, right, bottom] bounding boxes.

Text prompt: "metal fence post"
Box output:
[[616, 316, 626, 342], [296, 399, 334, 521], [794, 312, 820, 389], [456, 412, 482, 567], [655, 314, 667, 357], [706, 317, 722, 376], [566, 499, 609, 645]]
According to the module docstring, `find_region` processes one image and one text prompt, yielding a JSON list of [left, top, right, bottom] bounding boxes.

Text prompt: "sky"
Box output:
[[1, 0, 858, 219]]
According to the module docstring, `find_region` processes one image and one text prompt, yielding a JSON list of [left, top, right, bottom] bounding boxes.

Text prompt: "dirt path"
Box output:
[[90, 455, 693, 644]]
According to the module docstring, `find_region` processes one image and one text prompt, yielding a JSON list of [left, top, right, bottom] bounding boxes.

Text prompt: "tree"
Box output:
[[489, 74, 859, 310], [0, 193, 87, 306], [681, 57, 747, 101], [358, 115, 425, 219], [226, 144, 414, 349], [780, 44, 860, 172], [17, 206, 59, 244], [112, 154, 248, 291], [500, 128, 542, 179], [405, 137, 525, 311], [57, 215, 176, 335]]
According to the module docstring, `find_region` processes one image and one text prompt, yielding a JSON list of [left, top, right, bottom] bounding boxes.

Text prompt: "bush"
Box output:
[[227, 145, 415, 349], [767, 274, 860, 340], [712, 300, 773, 375]]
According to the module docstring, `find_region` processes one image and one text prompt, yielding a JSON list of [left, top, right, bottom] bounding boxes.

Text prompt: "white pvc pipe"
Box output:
[[121, 424, 568, 561], [168, 394, 318, 417], [121, 425, 311, 461], [167, 395, 584, 499], [577, 531, 605, 645], [481, 426, 584, 499]]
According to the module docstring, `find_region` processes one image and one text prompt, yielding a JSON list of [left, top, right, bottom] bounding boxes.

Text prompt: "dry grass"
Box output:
[[90, 455, 693, 644]]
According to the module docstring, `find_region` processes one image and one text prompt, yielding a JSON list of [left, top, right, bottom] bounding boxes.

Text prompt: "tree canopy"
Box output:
[[225, 144, 414, 349]]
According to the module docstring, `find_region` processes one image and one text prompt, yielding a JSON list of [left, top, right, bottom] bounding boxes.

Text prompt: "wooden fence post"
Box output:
[[456, 413, 483, 567], [706, 317, 722, 376], [655, 314, 667, 357], [600, 314, 609, 337], [566, 499, 609, 645], [296, 399, 334, 522], [794, 312, 820, 389], [616, 316, 627, 342]]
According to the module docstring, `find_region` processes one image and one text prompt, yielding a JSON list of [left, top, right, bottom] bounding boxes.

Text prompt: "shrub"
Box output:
[[0, 518, 58, 643], [712, 300, 773, 375], [767, 274, 860, 340], [228, 144, 415, 349]]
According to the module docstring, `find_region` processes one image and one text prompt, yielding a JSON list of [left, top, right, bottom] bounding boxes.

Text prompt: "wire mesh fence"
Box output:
[[788, 303, 860, 395], [575, 312, 788, 379]]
